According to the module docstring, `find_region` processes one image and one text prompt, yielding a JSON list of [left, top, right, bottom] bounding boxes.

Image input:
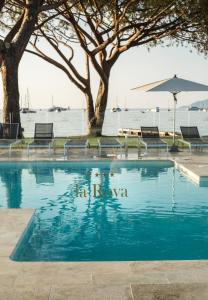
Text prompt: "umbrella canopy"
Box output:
[[132, 75, 208, 93], [132, 75, 208, 151]]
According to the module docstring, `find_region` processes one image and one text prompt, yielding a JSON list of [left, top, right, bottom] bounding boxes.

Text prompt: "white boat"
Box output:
[[48, 96, 69, 112], [124, 97, 128, 111], [187, 106, 200, 111], [48, 106, 67, 112], [150, 107, 160, 112], [21, 108, 36, 114]]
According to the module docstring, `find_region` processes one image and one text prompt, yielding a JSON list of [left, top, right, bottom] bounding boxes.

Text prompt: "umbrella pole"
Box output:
[[173, 93, 177, 144], [169, 92, 179, 152]]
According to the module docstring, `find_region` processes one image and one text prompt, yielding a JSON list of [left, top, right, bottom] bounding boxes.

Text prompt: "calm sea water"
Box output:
[[0, 161, 206, 261], [1, 109, 208, 137]]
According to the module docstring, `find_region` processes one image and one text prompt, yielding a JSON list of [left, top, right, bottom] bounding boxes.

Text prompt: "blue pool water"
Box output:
[[0, 161, 208, 261]]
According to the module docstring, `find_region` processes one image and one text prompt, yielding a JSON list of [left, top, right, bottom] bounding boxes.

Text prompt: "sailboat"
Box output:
[[124, 97, 128, 111], [21, 89, 36, 113], [111, 96, 122, 112], [48, 96, 68, 112]]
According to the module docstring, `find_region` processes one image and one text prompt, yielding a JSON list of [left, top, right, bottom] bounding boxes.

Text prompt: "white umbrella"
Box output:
[[132, 75, 208, 151]]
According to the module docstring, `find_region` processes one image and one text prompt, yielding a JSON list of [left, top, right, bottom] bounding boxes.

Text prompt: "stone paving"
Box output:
[[0, 148, 208, 299]]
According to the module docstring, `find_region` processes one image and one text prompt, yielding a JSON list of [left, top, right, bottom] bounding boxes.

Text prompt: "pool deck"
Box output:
[[0, 148, 208, 299]]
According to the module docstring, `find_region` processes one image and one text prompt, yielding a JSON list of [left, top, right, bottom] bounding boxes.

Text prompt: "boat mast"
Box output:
[[27, 88, 30, 110]]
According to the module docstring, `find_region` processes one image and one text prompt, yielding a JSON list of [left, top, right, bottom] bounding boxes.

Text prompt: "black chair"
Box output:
[[98, 137, 124, 156], [0, 123, 20, 155], [28, 123, 54, 155], [64, 138, 90, 157], [139, 126, 168, 151], [180, 126, 208, 151]]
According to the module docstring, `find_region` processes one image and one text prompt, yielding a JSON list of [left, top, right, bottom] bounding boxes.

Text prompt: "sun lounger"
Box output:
[[28, 123, 54, 155], [98, 137, 124, 156], [64, 138, 89, 156], [139, 127, 168, 151], [0, 123, 21, 155], [179, 126, 208, 151]]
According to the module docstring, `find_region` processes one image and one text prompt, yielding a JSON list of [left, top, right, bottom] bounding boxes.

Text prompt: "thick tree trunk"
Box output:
[[1, 52, 22, 136], [0, 1, 41, 138], [85, 91, 97, 136], [92, 78, 109, 136]]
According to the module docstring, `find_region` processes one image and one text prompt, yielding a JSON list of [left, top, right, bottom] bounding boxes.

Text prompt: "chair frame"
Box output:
[[139, 126, 168, 152], [98, 138, 124, 157], [64, 139, 90, 157], [0, 123, 21, 155]]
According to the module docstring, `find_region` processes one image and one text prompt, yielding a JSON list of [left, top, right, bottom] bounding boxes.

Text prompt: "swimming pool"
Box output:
[[0, 160, 208, 261]]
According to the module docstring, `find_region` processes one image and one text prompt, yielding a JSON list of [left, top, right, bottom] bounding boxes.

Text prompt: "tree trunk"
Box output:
[[92, 78, 109, 136], [85, 91, 97, 136], [1, 52, 22, 137]]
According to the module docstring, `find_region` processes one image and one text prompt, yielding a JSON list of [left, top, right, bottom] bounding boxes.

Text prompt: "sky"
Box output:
[[0, 42, 208, 109]]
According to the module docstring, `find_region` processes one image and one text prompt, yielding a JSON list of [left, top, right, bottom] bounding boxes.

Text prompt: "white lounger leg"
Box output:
[[120, 146, 122, 158], [48, 145, 51, 156], [27, 145, 30, 156], [64, 146, 67, 157], [84, 147, 87, 157], [9, 145, 12, 157]]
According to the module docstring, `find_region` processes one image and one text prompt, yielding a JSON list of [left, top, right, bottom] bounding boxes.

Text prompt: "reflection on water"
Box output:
[[30, 166, 54, 185], [0, 162, 208, 261], [0, 167, 22, 208]]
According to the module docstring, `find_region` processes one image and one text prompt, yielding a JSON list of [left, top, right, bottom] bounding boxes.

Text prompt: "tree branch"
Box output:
[[26, 45, 86, 92], [40, 28, 88, 86], [5, 11, 24, 43]]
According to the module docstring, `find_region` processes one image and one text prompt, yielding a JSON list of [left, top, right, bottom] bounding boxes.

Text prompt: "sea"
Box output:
[[0, 109, 208, 137]]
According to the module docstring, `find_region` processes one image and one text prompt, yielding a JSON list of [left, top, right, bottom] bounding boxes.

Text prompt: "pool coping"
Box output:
[[1, 157, 208, 299], [2, 209, 208, 299]]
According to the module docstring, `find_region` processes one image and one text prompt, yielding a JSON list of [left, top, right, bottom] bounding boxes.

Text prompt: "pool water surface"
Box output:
[[0, 161, 207, 261]]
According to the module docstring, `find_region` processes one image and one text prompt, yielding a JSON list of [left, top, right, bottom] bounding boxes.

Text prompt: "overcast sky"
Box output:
[[0, 43, 208, 109]]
